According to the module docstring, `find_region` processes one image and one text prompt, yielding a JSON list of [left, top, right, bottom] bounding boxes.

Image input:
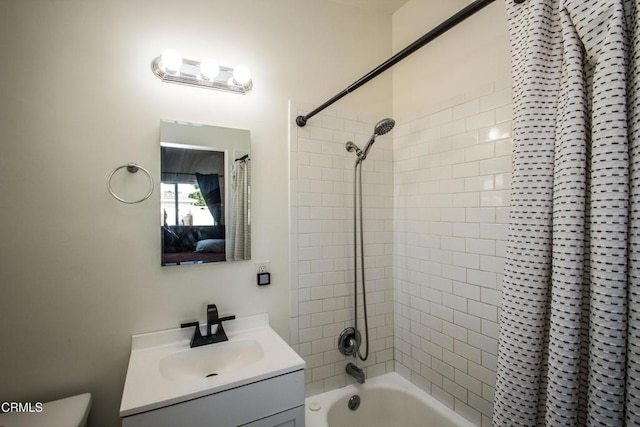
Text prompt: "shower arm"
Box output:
[[295, 0, 496, 127]]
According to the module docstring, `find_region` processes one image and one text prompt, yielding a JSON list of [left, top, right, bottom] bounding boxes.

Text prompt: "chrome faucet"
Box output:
[[181, 304, 236, 348], [346, 362, 365, 384]]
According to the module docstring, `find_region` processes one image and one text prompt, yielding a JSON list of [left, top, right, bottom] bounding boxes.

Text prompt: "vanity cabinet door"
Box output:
[[122, 370, 304, 427], [240, 405, 305, 427]]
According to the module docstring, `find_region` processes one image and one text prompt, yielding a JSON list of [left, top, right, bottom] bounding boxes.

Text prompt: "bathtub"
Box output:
[[305, 372, 476, 427]]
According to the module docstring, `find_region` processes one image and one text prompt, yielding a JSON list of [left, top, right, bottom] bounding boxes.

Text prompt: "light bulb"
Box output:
[[233, 65, 251, 85], [161, 49, 182, 73], [200, 58, 219, 80]]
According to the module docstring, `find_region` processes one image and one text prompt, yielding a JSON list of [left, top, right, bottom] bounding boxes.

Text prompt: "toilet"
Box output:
[[0, 393, 91, 427]]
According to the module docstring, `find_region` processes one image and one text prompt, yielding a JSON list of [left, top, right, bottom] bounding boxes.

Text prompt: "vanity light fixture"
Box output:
[[152, 49, 253, 94]]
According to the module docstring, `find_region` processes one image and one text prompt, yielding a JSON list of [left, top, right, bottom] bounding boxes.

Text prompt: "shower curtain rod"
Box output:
[[295, 0, 496, 127]]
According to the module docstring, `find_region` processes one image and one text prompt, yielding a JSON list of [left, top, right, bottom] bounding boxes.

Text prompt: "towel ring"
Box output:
[[107, 162, 154, 204]]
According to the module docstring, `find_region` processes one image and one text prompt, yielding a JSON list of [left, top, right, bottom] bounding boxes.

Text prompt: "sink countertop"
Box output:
[[119, 314, 305, 417]]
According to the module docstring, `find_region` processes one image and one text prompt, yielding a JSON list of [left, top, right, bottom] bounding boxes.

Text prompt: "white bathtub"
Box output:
[[305, 372, 476, 427]]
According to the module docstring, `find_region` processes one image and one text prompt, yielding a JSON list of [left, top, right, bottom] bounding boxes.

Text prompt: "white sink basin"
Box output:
[[159, 339, 264, 381], [120, 314, 305, 418]]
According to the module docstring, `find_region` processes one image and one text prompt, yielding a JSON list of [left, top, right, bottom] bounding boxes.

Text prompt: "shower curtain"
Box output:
[[195, 173, 222, 225], [226, 159, 251, 261], [493, 0, 640, 425]]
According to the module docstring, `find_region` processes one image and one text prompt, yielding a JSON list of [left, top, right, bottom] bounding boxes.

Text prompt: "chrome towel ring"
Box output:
[[107, 162, 154, 204]]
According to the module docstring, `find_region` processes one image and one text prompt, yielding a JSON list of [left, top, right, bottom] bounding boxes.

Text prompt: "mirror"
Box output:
[[160, 120, 251, 266]]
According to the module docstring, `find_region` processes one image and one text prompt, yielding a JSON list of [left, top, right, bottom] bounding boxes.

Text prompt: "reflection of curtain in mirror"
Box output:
[[227, 159, 251, 261], [195, 173, 222, 225]]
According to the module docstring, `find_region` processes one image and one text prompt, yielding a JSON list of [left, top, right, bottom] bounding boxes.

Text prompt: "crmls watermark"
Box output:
[[0, 401, 44, 413]]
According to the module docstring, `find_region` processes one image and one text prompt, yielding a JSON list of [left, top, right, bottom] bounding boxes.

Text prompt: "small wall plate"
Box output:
[[257, 272, 271, 286]]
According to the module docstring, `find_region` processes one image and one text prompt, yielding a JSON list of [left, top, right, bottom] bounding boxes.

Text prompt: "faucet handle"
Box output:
[[181, 321, 199, 329], [181, 321, 203, 346], [181, 321, 199, 328], [219, 314, 236, 323]]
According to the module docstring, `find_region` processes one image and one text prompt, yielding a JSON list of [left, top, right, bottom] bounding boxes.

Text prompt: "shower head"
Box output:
[[360, 117, 395, 161], [374, 118, 395, 136]]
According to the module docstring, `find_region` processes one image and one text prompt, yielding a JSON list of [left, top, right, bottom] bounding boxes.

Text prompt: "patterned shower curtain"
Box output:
[[493, 0, 640, 425], [226, 158, 251, 261]]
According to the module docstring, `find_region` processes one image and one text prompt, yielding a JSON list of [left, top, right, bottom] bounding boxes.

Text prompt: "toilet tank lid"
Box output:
[[0, 393, 92, 427]]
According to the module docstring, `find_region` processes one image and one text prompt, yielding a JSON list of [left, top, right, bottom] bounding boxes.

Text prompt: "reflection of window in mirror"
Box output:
[[160, 146, 225, 228], [161, 183, 213, 226]]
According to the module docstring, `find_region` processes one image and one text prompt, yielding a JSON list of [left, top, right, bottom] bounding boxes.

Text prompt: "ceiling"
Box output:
[[327, 0, 410, 14]]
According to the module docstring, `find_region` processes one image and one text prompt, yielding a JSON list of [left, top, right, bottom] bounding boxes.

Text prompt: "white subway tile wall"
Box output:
[[289, 103, 395, 396], [289, 77, 512, 426], [394, 78, 512, 427]]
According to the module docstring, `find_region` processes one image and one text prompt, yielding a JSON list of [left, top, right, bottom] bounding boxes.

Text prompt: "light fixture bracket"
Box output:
[[151, 56, 252, 94]]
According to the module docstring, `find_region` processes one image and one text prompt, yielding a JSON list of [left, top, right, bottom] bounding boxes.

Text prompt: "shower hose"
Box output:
[[353, 159, 370, 361]]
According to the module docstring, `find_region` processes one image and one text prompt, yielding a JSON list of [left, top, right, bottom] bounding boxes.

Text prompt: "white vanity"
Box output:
[[120, 314, 305, 427]]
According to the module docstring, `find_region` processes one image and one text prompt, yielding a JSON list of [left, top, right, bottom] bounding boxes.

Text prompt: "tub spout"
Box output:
[[346, 362, 365, 384]]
